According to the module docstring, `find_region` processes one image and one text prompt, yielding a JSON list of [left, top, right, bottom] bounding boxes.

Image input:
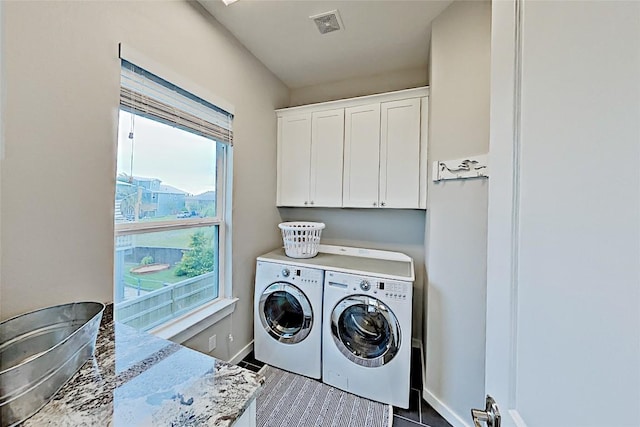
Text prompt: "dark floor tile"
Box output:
[[392, 415, 423, 427], [242, 362, 263, 373], [410, 347, 423, 390], [242, 351, 264, 367], [420, 398, 453, 427], [393, 389, 421, 423]]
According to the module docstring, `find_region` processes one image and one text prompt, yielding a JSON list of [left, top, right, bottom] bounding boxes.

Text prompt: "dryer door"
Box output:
[[330, 295, 401, 367], [259, 282, 313, 344]]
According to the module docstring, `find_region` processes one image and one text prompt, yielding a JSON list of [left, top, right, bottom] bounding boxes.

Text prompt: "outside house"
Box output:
[[116, 176, 187, 220], [186, 190, 216, 217], [155, 184, 188, 217], [116, 176, 216, 221]]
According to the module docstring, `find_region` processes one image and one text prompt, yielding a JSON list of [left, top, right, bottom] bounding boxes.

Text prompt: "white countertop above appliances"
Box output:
[[257, 244, 414, 282]]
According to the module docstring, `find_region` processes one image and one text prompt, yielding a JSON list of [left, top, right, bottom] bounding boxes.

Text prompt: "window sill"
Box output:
[[150, 297, 238, 344]]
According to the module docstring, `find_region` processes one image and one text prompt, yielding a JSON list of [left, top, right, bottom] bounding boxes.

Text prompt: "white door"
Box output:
[[482, 2, 640, 427], [310, 108, 344, 207], [277, 113, 312, 206], [379, 98, 421, 208], [343, 103, 381, 208]]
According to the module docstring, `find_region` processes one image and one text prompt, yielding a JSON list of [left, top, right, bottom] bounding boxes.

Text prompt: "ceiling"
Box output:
[[198, 0, 453, 89]]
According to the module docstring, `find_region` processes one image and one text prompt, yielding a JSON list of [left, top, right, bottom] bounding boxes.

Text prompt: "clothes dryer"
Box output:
[[254, 260, 324, 379], [322, 270, 413, 408]]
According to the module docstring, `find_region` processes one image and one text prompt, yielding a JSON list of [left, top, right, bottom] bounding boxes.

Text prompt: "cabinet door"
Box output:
[[277, 114, 312, 206], [310, 109, 344, 207], [379, 98, 421, 208], [343, 103, 381, 208]]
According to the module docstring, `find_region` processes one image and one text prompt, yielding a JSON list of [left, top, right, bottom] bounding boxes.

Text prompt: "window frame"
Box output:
[[115, 45, 236, 342]]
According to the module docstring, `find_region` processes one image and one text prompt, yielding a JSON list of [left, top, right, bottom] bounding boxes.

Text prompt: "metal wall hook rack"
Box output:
[[432, 154, 489, 182]]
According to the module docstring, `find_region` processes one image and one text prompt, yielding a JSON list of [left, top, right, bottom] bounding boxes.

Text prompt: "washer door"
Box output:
[[330, 295, 401, 367], [259, 282, 313, 344]]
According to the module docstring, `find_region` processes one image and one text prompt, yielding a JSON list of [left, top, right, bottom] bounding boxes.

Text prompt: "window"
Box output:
[[113, 54, 234, 336]]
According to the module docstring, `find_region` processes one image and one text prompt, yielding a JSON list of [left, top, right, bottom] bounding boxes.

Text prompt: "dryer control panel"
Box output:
[[379, 281, 410, 301], [325, 271, 412, 302]]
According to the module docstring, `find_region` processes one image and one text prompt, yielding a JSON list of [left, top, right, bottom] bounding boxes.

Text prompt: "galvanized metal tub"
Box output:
[[0, 302, 105, 427]]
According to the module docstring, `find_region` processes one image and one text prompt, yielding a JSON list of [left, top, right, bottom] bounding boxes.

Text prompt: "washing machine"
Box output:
[[322, 269, 413, 408], [254, 260, 324, 379]]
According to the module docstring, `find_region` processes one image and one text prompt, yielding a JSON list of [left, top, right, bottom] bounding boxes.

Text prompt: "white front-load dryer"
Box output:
[[322, 270, 413, 408], [254, 260, 324, 379]]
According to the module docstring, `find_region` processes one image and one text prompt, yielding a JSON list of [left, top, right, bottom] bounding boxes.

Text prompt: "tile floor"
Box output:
[[239, 347, 452, 427], [392, 347, 452, 427], [238, 352, 265, 373]]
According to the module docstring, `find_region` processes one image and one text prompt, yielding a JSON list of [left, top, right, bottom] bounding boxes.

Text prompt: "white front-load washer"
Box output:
[[322, 269, 413, 408], [254, 260, 324, 379]]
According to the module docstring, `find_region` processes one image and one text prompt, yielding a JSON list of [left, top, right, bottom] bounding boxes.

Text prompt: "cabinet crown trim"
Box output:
[[276, 86, 429, 116]]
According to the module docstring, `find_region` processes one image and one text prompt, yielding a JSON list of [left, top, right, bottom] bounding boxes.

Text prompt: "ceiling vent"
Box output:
[[310, 10, 344, 35]]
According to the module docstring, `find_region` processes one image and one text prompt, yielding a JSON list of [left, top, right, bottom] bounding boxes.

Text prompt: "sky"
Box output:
[[117, 110, 217, 195]]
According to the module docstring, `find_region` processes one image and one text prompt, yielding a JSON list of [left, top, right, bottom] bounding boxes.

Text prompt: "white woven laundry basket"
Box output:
[[278, 222, 325, 259]]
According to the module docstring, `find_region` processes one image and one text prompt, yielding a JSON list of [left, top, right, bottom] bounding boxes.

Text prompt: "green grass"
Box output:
[[133, 227, 215, 249], [124, 263, 183, 291]]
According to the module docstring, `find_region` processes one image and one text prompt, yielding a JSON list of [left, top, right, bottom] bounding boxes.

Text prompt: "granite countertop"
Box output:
[[21, 305, 263, 427]]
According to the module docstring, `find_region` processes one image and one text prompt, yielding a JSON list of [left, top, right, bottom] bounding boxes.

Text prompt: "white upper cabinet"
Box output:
[[277, 109, 344, 207], [310, 109, 344, 207], [379, 98, 422, 208], [343, 103, 381, 207], [277, 113, 312, 207], [276, 87, 428, 209]]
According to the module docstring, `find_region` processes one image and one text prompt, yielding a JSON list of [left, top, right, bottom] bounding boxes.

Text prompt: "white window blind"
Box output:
[[120, 60, 233, 145]]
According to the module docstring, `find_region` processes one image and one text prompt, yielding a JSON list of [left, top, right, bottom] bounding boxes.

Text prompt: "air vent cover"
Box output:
[[310, 10, 344, 35]]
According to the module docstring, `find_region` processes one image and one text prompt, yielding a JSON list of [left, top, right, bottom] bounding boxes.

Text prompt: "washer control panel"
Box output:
[[292, 267, 324, 286], [257, 261, 324, 286], [325, 271, 412, 301], [256, 261, 324, 286]]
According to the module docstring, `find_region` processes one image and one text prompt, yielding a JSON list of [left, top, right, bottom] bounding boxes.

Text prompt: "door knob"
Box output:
[[471, 395, 501, 427]]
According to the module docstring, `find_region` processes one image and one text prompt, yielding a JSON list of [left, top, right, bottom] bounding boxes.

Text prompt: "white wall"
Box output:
[[423, 2, 491, 426], [289, 67, 427, 107], [0, 1, 3, 310], [485, 1, 640, 425], [1, 1, 289, 360]]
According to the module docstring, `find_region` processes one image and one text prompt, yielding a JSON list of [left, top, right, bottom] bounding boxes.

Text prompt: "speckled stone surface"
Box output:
[[21, 305, 263, 427]]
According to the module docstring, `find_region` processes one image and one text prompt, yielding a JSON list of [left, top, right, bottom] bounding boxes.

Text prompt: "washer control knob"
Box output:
[[359, 280, 371, 291], [282, 268, 291, 277]]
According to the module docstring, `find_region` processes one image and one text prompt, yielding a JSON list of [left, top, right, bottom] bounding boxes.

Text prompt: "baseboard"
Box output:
[[422, 387, 470, 427], [228, 340, 254, 365], [418, 340, 427, 393], [418, 340, 469, 427]]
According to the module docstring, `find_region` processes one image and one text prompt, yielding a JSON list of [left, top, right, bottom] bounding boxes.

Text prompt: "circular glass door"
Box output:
[[259, 282, 313, 344], [330, 295, 401, 367]]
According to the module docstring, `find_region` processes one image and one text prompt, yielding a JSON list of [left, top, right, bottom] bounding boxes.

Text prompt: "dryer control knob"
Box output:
[[359, 280, 371, 291], [282, 268, 291, 277]]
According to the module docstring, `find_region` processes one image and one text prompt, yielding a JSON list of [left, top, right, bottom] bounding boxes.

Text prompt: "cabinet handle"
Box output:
[[381, 202, 386, 207], [304, 201, 308, 205], [373, 202, 377, 207], [310, 201, 314, 205]]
